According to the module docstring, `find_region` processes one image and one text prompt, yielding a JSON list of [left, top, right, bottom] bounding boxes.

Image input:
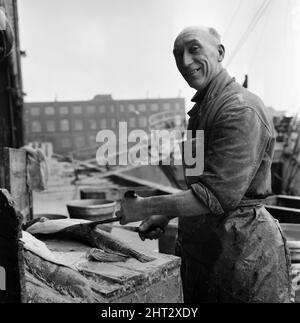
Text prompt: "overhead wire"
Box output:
[[223, 0, 243, 39], [228, 0, 270, 57], [225, 0, 273, 68], [279, 0, 291, 109], [247, 6, 270, 74], [226, 0, 271, 67], [285, 0, 300, 192]]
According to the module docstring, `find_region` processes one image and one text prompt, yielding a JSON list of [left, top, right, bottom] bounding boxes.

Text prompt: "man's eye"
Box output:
[[190, 46, 200, 53]]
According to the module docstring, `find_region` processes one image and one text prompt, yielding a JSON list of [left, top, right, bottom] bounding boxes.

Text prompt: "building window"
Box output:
[[128, 104, 136, 113], [30, 107, 40, 116], [60, 119, 70, 131], [46, 120, 56, 132], [150, 103, 159, 111], [139, 116, 147, 128], [111, 119, 116, 128], [45, 106, 55, 115], [174, 102, 181, 110], [31, 121, 42, 132], [163, 103, 171, 111], [61, 137, 71, 148], [73, 106, 82, 114], [138, 103, 147, 112], [74, 135, 85, 148], [110, 105, 115, 113], [119, 104, 124, 112], [129, 117, 136, 128], [87, 105, 96, 114], [59, 106, 69, 115], [100, 119, 107, 129], [87, 119, 97, 130], [99, 105, 106, 113], [88, 134, 96, 145], [74, 119, 84, 131]]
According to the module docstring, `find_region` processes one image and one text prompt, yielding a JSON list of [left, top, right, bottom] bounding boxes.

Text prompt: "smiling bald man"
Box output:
[[118, 26, 292, 303]]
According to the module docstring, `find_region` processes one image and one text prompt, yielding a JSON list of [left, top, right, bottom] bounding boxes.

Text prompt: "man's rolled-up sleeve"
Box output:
[[190, 105, 269, 215]]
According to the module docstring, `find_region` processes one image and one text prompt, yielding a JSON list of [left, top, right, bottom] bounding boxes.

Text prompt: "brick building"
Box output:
[[24, 94, 186, 156]]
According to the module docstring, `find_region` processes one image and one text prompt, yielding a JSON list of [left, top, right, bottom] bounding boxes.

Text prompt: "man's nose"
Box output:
[[182, 50, 193, 67]]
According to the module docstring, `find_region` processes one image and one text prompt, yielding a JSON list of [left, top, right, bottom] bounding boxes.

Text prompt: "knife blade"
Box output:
[[87, 214, 122, 228]]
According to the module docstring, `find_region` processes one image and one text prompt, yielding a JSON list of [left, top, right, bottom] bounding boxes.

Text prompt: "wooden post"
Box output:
[[4, 148, 33, 223], [0, 189, 26, 303]]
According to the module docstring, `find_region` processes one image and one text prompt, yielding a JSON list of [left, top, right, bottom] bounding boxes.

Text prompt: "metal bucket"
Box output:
[[80, 187, 120, 201]]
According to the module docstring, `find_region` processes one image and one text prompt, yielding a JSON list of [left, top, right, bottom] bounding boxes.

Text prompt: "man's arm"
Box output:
[[119, 189, 210, 225], [120, 105, 271, 226]]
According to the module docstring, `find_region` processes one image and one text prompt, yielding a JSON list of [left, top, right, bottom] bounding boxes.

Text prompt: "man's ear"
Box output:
[[218, 44, 225, 62]]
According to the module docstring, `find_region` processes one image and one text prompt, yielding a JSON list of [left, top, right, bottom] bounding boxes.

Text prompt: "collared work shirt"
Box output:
[[178, 69, 292, 303]]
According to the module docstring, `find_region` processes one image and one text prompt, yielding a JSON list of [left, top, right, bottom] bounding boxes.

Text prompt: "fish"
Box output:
[[24, 250, 107, 303], [26, 218, 91, 234], [26, 271, 77, 303], [86, 248, 129, 263], [26, 218, 155, 263], [25, 217, 113, 233], [21, 230, 75, 268]]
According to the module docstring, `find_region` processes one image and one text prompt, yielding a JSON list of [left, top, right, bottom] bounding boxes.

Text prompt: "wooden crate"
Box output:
[[4, 148, 33, 223], [0, 189, 26, 303]]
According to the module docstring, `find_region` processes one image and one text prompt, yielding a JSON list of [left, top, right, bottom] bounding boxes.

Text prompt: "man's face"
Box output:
[[173, 28, 223, 91]]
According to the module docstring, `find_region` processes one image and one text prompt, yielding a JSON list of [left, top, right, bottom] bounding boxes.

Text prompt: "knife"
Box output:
[[88, 190, 165, 239], [86, 190, 137, 228]]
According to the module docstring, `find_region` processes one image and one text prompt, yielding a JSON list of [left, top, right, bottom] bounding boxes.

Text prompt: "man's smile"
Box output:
[[184, 67, 202, 78]]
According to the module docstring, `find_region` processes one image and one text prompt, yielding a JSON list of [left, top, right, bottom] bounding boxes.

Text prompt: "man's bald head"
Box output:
[[174, 25, 222, 49], [173, 25, 225, 92]]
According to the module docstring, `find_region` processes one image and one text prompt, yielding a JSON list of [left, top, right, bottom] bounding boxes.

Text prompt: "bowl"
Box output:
[[66, 199, 117, 221]]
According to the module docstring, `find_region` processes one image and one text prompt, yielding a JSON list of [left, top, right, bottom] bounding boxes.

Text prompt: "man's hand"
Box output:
[[118, 194, 148, 225], [138, 215, 170, 241]]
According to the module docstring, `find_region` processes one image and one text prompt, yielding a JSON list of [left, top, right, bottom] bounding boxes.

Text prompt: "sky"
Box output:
[[18, 0, 300, 114]]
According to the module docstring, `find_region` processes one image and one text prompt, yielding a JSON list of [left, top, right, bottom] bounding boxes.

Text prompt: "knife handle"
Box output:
[[138, 226, 165, 241]]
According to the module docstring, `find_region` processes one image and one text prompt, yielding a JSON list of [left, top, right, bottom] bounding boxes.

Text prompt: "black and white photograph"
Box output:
[[0, 0, 300, 308]]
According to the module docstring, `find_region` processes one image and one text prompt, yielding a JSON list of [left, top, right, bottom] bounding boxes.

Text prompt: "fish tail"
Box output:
[[128, 250, 155, 263], [87, 248, 128, 263], [92, 228, 155, 263]]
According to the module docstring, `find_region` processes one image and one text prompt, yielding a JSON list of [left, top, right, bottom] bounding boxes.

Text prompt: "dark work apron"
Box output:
[[176, 201, 292, 303]]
